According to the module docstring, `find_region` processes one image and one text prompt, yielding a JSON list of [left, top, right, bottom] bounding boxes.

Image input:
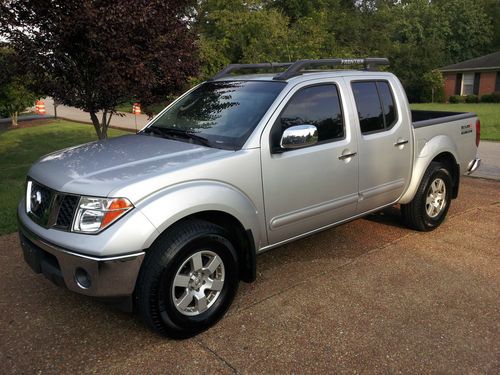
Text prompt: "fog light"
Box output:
[[75, 267, 91, 289]]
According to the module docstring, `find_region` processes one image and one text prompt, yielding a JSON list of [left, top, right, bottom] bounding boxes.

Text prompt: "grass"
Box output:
[[411, 103, 500, 141], [0, 120, 127, 235]]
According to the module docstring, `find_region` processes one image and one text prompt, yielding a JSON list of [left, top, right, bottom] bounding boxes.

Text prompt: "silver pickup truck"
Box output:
[[18, 58, 481, 337]]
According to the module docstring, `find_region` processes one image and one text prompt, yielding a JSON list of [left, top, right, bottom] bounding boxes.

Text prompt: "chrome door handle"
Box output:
[[338, 152, 357, 160], [394, 139, 409, 147]]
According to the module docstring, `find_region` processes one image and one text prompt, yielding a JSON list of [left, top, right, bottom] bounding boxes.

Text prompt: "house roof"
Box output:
[[440, 51, 500, 72]]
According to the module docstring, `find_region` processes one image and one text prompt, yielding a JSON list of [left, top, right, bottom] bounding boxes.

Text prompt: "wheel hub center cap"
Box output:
[[190, 273, 202, 289]]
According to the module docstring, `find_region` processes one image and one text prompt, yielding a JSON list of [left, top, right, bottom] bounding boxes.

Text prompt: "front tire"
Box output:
[[401, 162, 452, 231], [135, 219, 239, 338]]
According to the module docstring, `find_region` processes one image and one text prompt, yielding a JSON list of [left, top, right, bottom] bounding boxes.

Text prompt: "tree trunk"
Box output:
[[89, 110, 113, 140], [89, 112, 104, 139], [101, 111, 109, 139], [10, 111, 18, 127]]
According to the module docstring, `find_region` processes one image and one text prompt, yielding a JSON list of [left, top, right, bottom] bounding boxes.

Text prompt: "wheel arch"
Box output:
[[400, 136, 460, 204], [183, 210, 256, 283], [138, 181, 261, 283]]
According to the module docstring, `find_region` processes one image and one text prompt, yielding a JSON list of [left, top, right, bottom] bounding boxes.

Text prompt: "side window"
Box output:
[[377, 81, 397, 128], [352, 81, 398, 135], [271, 84, 344, 150]]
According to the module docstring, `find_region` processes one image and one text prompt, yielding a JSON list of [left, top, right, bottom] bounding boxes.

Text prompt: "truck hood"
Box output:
[[28, 134, 230, 198]]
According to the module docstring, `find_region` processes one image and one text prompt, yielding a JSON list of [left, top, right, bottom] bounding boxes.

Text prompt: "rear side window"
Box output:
[[352, 81, 397, 134], [271, 84, 344, 149]]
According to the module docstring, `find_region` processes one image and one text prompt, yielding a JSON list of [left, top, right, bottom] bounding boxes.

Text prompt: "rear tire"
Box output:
[[135, 219, 239, 338], [401, 162, 452, 231]]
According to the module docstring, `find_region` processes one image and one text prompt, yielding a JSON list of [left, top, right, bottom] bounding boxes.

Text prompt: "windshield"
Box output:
[[147, 80, 286, 150]]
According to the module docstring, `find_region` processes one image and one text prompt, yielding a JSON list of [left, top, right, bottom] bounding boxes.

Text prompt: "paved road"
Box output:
[[42, 97, 151, 131], [0, 177, 498, 374], [472, 141, 500, 180]]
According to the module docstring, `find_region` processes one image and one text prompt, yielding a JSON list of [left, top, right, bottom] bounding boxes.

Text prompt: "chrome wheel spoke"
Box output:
[[174, 274, 190, 288], [176, 291, 194, 310], [426, 195, 433, 205], [205, 255, 222, 274], [194, 295, 208, 313], [191, 252, 203, 271], [209, 278, 224, 291]]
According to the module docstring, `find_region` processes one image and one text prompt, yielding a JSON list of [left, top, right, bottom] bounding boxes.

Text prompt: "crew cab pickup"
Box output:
[[18, 58, 481, 337]]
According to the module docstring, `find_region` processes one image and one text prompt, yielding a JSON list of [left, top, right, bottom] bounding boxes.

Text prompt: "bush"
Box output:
[[449, 95, 465, 103], [465, 94, 479, 103], [481, 93, 495, 102]]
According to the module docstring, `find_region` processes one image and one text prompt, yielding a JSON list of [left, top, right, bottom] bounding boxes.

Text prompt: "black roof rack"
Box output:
[[273, 58, 390, 80], [209, 62, 293, 81], [210, 58, 389, 81]]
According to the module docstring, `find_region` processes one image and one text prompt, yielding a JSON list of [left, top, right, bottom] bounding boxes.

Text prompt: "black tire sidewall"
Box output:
[[156, 227, 238, 334], [421, 167, 452, 229]]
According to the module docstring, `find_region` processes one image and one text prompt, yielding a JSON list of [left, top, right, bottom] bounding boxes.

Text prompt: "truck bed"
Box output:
[[412, 110, 476, 128]]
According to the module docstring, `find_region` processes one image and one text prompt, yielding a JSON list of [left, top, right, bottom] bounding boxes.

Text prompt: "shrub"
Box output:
[[465, 94, 479, 103], [481, 93, 495, 102], [493, 92, 500, 103], [449, 95, 465, 103]]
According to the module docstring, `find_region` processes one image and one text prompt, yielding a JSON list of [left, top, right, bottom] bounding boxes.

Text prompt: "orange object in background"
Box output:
[[35, 100, 46, 115], [132, 103, 141, 115]]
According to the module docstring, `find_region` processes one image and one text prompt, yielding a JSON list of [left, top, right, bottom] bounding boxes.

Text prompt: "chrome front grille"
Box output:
[[27, 180, 80, 231]]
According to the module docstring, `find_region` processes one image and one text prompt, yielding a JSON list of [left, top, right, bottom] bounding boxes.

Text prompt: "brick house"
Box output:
[[440, 51, 500, 100]]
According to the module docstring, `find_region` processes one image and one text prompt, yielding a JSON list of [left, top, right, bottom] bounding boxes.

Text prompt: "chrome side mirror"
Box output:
[[280, 124, 318, 149]]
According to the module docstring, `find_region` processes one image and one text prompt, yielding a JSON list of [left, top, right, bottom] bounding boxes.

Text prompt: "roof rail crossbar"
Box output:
[[209, 62, 293, 81], [273, 58, 390, 80]]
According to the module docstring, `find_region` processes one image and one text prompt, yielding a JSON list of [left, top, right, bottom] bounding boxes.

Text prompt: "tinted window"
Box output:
[[151, 81, 285, 150], [377, 81, 397, 128], [352, 81, 398, 134], [272, 84, 344, 149], [352, 82, 384, 133]]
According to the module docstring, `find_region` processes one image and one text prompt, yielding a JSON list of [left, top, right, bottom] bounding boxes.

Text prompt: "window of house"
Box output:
[[462, 73, 474, 95], [271, 84, 345, 151], [351, 81, 398, 134], [496, 72, 500, 92]]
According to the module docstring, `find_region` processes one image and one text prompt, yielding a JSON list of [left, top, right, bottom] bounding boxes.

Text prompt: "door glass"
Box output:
[[352, 82, 384, 134], [377, 81, 397, 128], [272, 84, 344, 149]]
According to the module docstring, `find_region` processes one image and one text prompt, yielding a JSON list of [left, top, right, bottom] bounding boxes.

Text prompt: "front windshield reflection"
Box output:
[[150, 81, 285, 150]]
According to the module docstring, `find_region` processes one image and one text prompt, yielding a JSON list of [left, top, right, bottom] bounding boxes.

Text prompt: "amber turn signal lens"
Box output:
[[100, 198, 133, 229]]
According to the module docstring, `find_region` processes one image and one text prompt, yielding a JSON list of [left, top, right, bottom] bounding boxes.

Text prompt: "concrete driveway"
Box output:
[[0, 177, 498, 374]]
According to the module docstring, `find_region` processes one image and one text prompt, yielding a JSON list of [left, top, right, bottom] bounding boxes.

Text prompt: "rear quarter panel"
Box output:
[[399, 115, 478, 204]]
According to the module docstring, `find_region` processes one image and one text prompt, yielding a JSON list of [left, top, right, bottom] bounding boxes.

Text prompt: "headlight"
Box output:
[[73, 197, 133, 233]]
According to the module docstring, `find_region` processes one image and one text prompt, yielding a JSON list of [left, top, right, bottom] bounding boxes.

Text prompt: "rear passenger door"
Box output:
[[261, 81, 359, 245], [348, 79, 412, 213]]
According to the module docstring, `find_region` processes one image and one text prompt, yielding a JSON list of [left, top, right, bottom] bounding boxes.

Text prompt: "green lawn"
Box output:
[[411, 103, 500, 141], [0, 120, 127, 235]]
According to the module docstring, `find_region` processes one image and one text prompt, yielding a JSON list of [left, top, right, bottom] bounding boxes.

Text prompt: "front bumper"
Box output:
[[18, 221, 145, 298]]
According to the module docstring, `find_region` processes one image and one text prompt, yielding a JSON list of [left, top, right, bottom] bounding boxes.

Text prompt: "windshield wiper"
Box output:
[[143, 126, 212, 147]]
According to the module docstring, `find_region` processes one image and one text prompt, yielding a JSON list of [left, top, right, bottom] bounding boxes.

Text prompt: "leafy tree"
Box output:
[[436, 0, 494, 64], [196, 1, 290, 78], [0, 47, 38, 126], [1, 0, 199, 139], [421, 70, 445, 103], [390, 0, 447, 101]]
